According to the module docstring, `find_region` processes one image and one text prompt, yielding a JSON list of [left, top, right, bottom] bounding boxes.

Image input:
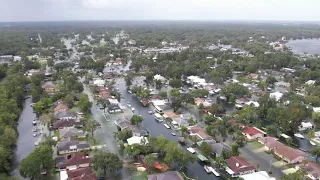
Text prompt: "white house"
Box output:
[[305, 80, 316, 85], [187, 76, 206, 86], [313, 107, 320, 113], [298, 122, 314, 131], [13, 56, 22, 61], [93, 79, 105, 87], [153, 74, 166, 82], [127, 136, 148, 145], [270, 92, 283, 101], [240, 171, 276, 180]]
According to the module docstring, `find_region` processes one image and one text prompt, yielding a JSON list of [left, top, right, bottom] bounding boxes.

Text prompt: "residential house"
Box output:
[[59, 127, 85, 139], [114, 118, 141, 136], [273, 145, 307, 163], [240, 171, 276, 180], [211, 143, 231, 158], [225, 156, 256, 177], [42, 82, 56, 93], [67, 167, 96, 180], [236, 98, 250, 105], [188, 125, 212, 140], [153, 74, 166, 83], [13, 56, 22, 61], [57, 137, 90, 155], [296, 161, 320, 180], [54, 103, 69, 113], [54, 109, 76, 120], [50, 119, 84, 131], [108, 104, 123, 113], [298, 122, 314, 131], [26, 69, 41, 76], [258, 137, 283, 151], [56, 152, 91, 170], [93, 79, 105, 87], [127, 136, 149, 145], [247, 73, 259, 79], [242, 126, 266, 140], [270, 92, 283, 101], [148, 171, 184, 180]]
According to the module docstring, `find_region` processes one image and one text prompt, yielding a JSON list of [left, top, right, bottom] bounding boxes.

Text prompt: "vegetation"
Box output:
[[91, 151, 123, 177]]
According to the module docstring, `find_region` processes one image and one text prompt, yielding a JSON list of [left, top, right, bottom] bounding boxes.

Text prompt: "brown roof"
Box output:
[[227, 119, 244, 126], [68, 173, 96, 180], [42, 82, 56, 89], [258, 136, 282, 149], [67, 167, 92, 178], [297, 162, 320, 179], [189, 125, 212, 140], [242, 126, 265, 136], [164, 112, 180, 119], [274, 145, 306, 162], [148, 171, 183, 180], [226, 156, 256, 174], [54, 103, 68, 112], [57, 152, 91, 169]]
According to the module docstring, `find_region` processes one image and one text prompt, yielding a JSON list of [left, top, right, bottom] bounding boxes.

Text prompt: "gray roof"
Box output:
[[57, 137, 89, 151], [211, 143, 231, 156], [54, 109, 75, 119], [148, 171, 183, 180], [59, 128, 85, 139]]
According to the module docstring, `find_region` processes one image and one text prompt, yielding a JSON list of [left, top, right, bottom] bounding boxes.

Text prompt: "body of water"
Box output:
[[286, 38, 320, 54]]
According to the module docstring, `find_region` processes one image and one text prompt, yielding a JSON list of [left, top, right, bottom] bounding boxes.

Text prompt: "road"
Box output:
[[114, 77, 220, 180]]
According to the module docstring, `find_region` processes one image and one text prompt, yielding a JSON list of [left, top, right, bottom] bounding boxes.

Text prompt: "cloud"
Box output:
[[0, 0, 319, 21]]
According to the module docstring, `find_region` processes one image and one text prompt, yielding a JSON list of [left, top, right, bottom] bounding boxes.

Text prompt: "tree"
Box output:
[[64, 93, 75, 107], [91, 151, 123, 177], [266, 125, 277, 137], [164, 141, 196, 170], [266, 76, 277, 86], [311, 147, 320, 162], [143, 154, 158, 168], [190, 136, 198, 144], [281, 170, 305, 180], [180, 93, 194, 105], [78, 94, 92, 113], [214, 157, 227, 169], [158, 91, 168, 99], [125, 76, 133, 88], [170, 88, 180, 98], [19, 145, 54, 180], [84, 120, 101, 138], [47, 59, 54, 67], [200, 142, 212, 157], [257, 81, 267, 90], [117, 130, 133, 141], [169, 79, 182, 88], [171, 98, 182, 112], [180, 126, 188, 136], [285, 137, 293, 146], [231, 143, 240, 156], [130, 115, 144, 126]]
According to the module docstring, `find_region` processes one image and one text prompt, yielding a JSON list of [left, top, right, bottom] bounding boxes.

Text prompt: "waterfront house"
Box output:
[[148, 171, 184, 180], [258, 137, 282, 151], [42, 82, 56, 93], [59, 127, 85, 139], [242, 126, 266, 140], [210, 143, 231, 158], [57, 137, 90, 155], [273, 145, 307, 164], [54, 109, 76, 120], [188, 125, 212, 140], [53, 103, 69, 113], [65, 167, 96, 180], [240, 171, 276, 180], [50, 119, 84, 131], [114, 118, 141, 137], [108, 104, 123, 113], [225, 156, 256, 177], [296, 161, 320, 180], [298, 122, 314, 131], [56, 152, 91, 170]]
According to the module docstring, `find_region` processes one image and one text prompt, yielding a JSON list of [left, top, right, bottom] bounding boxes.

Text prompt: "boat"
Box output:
[[187, 147, 196, 154], [310, 141, 316, 146], [171, 132, 176, 136], [34, 142, 39, 146], [294, 133, 304, 139], [32, 120, 36, 125], [204, 165, 211, 173], [164, 123, 170, 129], [235, 104, 243, 110], [208, 166, 220, 177]]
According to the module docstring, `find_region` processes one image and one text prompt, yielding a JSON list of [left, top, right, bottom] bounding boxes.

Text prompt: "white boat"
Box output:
[[294, 133, 304, 139], [187, 147, 196, 154], [208, 166, 220, 177], [164, 123, 170, 129], [204, 165, 211, 173], [171, 132, 176, 136], [235, 104, 243, 109], [310, 141, 316, 146], [34, 142, 39, 146]]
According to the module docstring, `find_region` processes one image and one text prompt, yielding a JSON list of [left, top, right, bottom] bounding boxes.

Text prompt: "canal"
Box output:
[[11, 97, 37, 179]]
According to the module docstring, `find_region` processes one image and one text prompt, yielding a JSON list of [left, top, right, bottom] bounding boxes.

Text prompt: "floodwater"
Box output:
[[11, 97, 37, 178], [286, 38, 320, 54]]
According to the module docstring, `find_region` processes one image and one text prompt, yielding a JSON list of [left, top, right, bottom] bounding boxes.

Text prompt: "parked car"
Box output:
[[148, 110, 153, 114], [131, 108, 135, 112]]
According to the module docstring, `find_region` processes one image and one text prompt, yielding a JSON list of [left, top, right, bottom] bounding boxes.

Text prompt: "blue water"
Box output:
[[286, 38, 320, 54]]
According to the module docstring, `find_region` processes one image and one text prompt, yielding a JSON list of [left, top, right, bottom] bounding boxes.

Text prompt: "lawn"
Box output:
[[132, 173, 148, 180], [250, 141, 263, 148]]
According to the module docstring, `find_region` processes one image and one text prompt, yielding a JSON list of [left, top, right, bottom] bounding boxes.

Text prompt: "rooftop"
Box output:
[[226, 156, 256, 174]]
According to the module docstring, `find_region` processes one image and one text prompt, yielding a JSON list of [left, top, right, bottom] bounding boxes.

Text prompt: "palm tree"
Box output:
[[180, 126, 188, 136]]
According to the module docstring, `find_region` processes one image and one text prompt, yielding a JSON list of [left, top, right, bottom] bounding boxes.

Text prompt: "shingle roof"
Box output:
[[57, 137, 89, 151], [57, 153, 91, 169], [297, 162, 320, 179], [189, 125, 212, 140], [274, 145, 306, 162], [147, 171, 184, 180], [226, 156, 256, 174], [211, 143, 231, 156], [242, 126, 265, 136], [67, 167, 92, 178]]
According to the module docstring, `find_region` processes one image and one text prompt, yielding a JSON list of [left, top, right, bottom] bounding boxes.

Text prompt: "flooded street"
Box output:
[[12, 97, 37, 178]]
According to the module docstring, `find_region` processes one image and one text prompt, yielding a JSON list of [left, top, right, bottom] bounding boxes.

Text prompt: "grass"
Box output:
[[54, 130, 60, 139], [132, 172, 148, 180], [250, 141, 263, 148]]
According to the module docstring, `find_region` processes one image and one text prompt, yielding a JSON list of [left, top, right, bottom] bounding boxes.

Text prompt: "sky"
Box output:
[[0, 0, 319, 22]]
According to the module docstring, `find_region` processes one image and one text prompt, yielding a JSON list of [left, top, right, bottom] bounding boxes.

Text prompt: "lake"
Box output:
[[286, 38, 320, 54]]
